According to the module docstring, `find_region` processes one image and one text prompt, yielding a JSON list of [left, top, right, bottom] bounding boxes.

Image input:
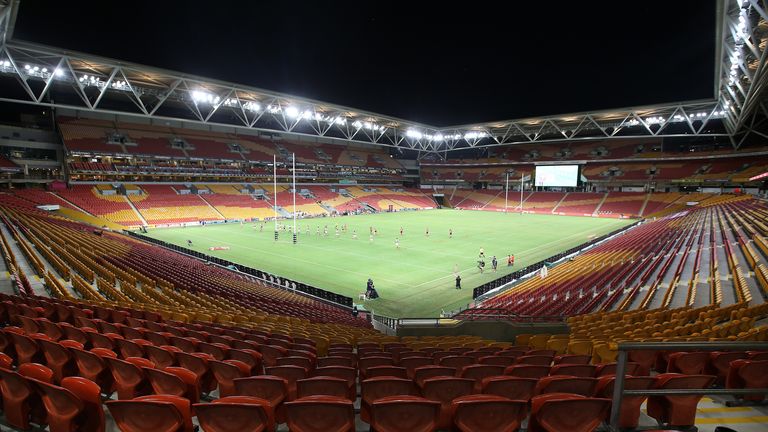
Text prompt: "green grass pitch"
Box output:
[[145, 210, 632, 317]]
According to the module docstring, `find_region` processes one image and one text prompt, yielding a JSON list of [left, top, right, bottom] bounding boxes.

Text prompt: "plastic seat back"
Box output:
[[265, 365, 307, 400], [459, 364, 505, 391], [594, 375, 656, 428], [284, 395, 354, 432], [504, 364, 550, 378], [370, 395, 440, 432], [194, 396, 274, 432], [210, 359, 251, 397], [709, 352, 747, 385], [535, 375, 597, 396], [360, 376, 418, 423], [297, 376, 351, 400], [666, 352, 710, 375], [726, 360, 768, 402], [413, 365, 456, 387], [106, 399, 185, 432], [647, 373, 716, 427], [451, 394, 527, 432], [228, 348, 264, 375], [481, 376, 538, 402], [317, 356, 354, 368], [421, 377, 475, 429], [438, 355, 474, 370], [134, 394, 194, 432], [549, 364, 597, 377], [529, 393, 610, 432], [399, 356, 432, 378]]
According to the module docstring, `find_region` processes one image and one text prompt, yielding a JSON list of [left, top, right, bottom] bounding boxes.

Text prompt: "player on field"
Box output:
[[492, 256, 498, 272], [395, 238, 400, 249], [400, 227, 403, 236], [479, 247, 485, 258], [449, 228, 453, 238], [425, 227, 429, 237], [508, 254, 515, 266], [352, 230, 358, 239], [187, 239, 193, 247]]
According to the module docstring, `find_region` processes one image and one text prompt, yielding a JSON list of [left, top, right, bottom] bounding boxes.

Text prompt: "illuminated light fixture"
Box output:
[[41, 68, 47, 73], [1, 60, 9, 67], [267, 105, 281, 113], [464, 131, 487, 140], [243, 101, 261, 112], [32, 66, 39, 72], [285, 106, 299, 118], [24, 64, 30, 70], [191, 90, 219, 104], [301, 110, 313, 120], [54, 68, 64, 77], [406, 129, 423, 139]]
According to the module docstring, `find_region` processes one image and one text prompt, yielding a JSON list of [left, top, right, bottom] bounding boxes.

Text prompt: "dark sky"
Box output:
[[13, 0, 716, 127]]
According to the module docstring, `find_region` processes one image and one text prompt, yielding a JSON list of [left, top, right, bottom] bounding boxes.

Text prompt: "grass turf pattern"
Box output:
[[146, 210, 632, 317]]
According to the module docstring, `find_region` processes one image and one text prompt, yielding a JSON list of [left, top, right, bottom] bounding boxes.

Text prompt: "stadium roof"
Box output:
[[0, 0, 765, 157]]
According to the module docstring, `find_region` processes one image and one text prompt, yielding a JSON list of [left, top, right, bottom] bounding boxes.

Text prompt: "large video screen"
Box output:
[[535, 165, 579, 187]]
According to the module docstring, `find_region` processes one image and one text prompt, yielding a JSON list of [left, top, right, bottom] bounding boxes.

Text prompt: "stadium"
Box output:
[[0, 0, 764, 431]]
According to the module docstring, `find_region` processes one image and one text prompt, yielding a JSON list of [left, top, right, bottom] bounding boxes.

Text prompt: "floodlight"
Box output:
[[54, 68, 64, 77], [285, 106, 299, 118]]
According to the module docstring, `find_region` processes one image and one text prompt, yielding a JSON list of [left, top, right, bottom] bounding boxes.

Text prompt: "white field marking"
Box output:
[[159, 219, 627, 291]]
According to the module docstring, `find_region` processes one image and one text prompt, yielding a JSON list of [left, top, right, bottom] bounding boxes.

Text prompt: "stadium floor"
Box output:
[[145, 210, 632, 317]]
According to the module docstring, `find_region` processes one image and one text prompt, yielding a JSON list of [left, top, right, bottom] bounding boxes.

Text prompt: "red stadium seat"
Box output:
[[284, 395, 355, 432], [297, 376, 351, 400], [360, 376, 418, 423], [420, 377, 475, 429], [145, 367, 199, 403], [106, 395, 189, 432], [176, 352, 217, 393], [549, 364, 597, 377], [265, 365, 307, 400], [459, 364, 505, 391], [105, 356, 154, 399], [311, 366, 356, 399], [504, 364, 550, 378], [709, 352, 748, 385], [399, 356, 433, 378], [145, 345, 179, 369], [451, 394, 528, 432], [366, 365, 408, 379], [228, 348, 264, 375], [210, 359, 251, 397], [37, 339, 79, 384], [317, 356, 354, 368], [194, 396, 275, 432], [553, 354, 592, 365], [413, 365, 456, 387], [234, 375, 289, 423], [594, 375, 656, 428], [528, 393, 611, 432], [0, 363, 53, 429], [595, 362, 640, 376], [647, 373, 716, 427], [726, 359, 768, 402], [439, 355, 474, 370], [666, 352, 710, 374], [481, 376, 538, 402], [370, 395, 440, 432], [534, 375, 597, 396], [32, 376, 104, 432]]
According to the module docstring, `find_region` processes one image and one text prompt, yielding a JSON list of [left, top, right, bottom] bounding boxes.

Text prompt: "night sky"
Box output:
[[13, 0, 716, 127]]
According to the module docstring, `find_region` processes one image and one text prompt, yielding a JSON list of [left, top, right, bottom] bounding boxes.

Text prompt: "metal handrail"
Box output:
[[610, 341, 768, 431]]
